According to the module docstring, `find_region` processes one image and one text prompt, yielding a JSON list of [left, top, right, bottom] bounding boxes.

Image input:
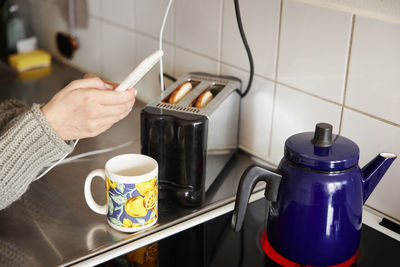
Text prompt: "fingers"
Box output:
[[99, 99, 135, 117], [104, 80, 119, 90], [68, 77, 109, 91], [72, 74, 136, 94], [83, 73, 97, 79], [102, 111, 131, 126], [95, 88, 136, 105], [46, 75, 137, 140], [84, 74, 116, 90]]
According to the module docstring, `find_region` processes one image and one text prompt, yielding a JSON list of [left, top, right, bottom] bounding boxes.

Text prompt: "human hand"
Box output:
[[41, 74, 136, 140]]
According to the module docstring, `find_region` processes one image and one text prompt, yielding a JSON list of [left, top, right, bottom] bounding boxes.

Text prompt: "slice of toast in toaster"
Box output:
[[168, 81, 193, 104], [195, 90, 213, 108]]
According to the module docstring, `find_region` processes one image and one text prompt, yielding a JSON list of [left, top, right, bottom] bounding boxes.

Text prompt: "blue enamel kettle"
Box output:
[[232, 123, 396, 266]]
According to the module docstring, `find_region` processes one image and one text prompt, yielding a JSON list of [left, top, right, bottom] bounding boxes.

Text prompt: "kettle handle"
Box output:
[[232, 165, 282, 232]]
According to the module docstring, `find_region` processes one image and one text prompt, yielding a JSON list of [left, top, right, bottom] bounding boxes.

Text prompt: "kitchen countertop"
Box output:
[[0, 59, 267, 266], [1, 59, 398, 267]]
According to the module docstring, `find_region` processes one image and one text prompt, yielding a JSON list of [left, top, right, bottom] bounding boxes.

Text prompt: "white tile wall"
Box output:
[[27, 0, 45, 46], [221, 65, 274, 159], [135, 34, 174, 103], [135, 0, 175, 43], [102, 23, 135, 82], [269, 84, 342, 164], [346, 17, 400, 124], [278, 0, 352, 103], [36, 1, 68, 58], [71, 17, 103, 75], [175, 0, 222, 59], [28, 0, 400, 220], [100, 0, 135, 29], [174, 48, 219, 78], [221, 0, 280, 79], [87, 0, 101, 17], [135, 36, 174, 75], [341, 109, 400, 220]]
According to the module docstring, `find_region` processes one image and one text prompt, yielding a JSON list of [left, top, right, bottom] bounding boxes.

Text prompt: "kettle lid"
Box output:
[[284, 123, 359, 171]]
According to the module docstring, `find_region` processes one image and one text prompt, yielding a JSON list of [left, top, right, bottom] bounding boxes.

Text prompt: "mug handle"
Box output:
[[84, 169, 108, 215]]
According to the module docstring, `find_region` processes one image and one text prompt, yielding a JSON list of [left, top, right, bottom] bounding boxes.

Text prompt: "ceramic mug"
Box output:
[[84, 154, 158, 232]]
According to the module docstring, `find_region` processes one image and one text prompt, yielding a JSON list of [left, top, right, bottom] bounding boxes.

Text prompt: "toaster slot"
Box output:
[[190, 84, 225, 108], [208, 83, 225, 95], [162, 80, 200, 104]]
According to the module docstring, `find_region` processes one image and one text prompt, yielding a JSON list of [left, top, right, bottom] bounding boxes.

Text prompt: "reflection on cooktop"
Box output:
[[97, 199, 400, 267]]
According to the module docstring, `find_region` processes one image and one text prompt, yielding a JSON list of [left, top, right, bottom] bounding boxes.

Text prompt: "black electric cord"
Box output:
[[234, 0, 254, 98], [238, 226, 245, 267], [163, 72, 177, 82]]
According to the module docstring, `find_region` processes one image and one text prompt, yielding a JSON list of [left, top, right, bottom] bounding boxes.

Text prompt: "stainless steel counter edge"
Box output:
[[68, 192, 400, 267], [68, 190, 266, 266]]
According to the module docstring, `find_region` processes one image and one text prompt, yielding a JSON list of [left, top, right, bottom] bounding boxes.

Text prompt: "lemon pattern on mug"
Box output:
[[122, 218, 142, 228], [105, 176, 117, 203], [106, 177, 158, 229]]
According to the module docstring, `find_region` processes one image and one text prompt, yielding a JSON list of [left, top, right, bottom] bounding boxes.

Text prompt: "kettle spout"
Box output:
[[362, 153, 397, 203]]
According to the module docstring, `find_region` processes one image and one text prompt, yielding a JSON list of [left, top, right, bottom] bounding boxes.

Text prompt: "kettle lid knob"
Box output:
[[311, 123, 334, 147], [285, 122, 360, 171]]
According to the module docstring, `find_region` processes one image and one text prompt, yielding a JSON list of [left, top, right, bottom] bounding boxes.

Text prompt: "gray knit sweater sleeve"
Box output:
[[0, 100, 74, 210]]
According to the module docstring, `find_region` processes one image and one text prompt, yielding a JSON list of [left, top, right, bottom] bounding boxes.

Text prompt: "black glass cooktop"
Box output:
[[98, 199, 400, 267]]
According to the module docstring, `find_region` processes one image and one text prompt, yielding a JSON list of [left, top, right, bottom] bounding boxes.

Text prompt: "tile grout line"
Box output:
[[339, 14, 356, 135], [239, 145, 278, 168], [132, 0, 136, 31], [268, 80, 400, 128], [223, 61, 400, 129], [99, 2, 104, 78], [344, 106, 400, 128], [217, 0, 225, 76], [172, 1, 177, 77], [267, 0, 284, 159], [88, 13, 400, 130], [90, 14, 225, 69], [90, 15, 172, 44], [276, 82, 342, 105], [220, 61, 275, 81], [132, 0, 137, 74], [90, 13, 274, 80], [364, 204, 400, 226]]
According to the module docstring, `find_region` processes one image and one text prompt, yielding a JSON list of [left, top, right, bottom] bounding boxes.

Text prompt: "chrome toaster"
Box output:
[[141, 72, 241, 207]]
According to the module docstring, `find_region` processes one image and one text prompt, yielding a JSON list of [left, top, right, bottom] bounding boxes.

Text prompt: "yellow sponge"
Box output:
[[18, 66, 52, 80], [8, 49, 52, 72]]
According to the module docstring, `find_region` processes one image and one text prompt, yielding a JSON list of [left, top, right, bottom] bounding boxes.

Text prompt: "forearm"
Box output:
[[0, 103, 74, 210]]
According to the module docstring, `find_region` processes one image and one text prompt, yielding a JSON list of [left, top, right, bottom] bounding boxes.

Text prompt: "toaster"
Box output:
[[141, 72, 241, 207]]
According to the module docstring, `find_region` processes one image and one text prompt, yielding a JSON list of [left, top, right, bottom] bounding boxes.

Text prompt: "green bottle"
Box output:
[[6, 1, 26, 54]]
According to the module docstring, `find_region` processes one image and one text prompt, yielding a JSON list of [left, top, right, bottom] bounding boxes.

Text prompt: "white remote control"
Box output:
[[115, 50, 164, 91]]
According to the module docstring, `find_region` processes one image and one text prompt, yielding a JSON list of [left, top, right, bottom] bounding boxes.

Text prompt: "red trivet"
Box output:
[[260, 232, 358, 267]]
